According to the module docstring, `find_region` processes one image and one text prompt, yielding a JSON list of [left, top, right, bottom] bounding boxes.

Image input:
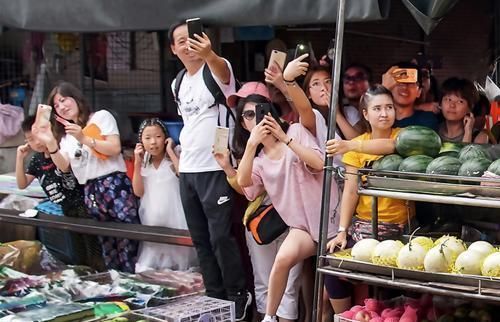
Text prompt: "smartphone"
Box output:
[[35, 104, 52, 128], [255, 103, 272, 124], [268, 50, 287, 71], [394, 68, 418, 83], [294, 43, 310, 61], [142, 151, 151, 168], [214, 126, 229, 154], [186, 17, 203, 39]]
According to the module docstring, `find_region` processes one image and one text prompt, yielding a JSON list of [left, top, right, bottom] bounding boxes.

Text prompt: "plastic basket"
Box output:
[[138, 295, 234, 322], [333, 314, 355, 322]]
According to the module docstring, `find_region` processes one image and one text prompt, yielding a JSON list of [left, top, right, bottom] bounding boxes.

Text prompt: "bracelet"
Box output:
[[49, 147, 59, 154], [282, 77, 295, 83], [285, 138, 293, 146]]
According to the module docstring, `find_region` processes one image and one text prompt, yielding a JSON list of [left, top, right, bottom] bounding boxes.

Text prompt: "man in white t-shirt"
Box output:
[[168, 22, 251, 321]]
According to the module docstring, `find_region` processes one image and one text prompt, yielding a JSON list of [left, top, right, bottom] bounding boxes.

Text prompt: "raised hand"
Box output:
[[17, 143, 31, 159], [283, 54, 309, 82], [188, 32, 212, 60], [262, 115, 288, 143]]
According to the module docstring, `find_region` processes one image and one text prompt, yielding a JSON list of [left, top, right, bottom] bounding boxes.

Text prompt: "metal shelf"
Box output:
[[358, 188, 500, 209], [318, 266, 500, 304]]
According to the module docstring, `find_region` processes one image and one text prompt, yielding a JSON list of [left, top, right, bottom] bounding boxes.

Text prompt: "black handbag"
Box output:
[[246, 204, 288, 245]]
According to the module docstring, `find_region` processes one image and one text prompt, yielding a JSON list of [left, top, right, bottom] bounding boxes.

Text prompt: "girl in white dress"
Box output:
[[132, 118, 198, 272]]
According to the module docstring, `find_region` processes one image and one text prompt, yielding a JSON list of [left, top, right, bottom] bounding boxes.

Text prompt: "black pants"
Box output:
[[180, 171, 246, 299]]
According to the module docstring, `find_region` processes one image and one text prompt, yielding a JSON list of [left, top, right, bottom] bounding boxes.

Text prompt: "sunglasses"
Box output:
[[241, 110, 256, 121], [343, 74, 368, 83]]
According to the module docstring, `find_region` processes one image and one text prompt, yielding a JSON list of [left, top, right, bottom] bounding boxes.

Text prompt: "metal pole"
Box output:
[[371, 197, 378, 239], [312, 0, 346, 321]]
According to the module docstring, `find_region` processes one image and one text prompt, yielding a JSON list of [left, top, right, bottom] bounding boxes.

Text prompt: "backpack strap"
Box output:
[[174, 68, 187, 113], [202, 64, 227, 107]]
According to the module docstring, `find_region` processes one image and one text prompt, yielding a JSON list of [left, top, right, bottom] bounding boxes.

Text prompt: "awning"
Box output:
[[401, 0, 461, 34], [0, 0, 390, 32]]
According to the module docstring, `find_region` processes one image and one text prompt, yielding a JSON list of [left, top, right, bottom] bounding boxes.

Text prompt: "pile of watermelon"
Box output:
[[372, 126, 500, 179]]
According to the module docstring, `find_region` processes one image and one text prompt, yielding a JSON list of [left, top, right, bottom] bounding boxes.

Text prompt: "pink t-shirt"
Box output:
[[242, 123, 340, 242]]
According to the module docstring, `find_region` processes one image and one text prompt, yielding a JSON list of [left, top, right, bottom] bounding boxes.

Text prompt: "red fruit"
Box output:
[[351, 305, 365, 313], [369, 318, 383, 322], [368, 311, 380, 319], [354, 310, 371, 322], [383, 318, 400, 322], [400, 305, 418, 321], [381, 308, 403, 318], [340, 310, 355, 319], [364, 298, 383, 314]]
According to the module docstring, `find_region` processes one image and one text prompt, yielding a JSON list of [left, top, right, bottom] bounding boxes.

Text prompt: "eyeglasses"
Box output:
[[309, 79, 332, 90], [343, 74, 368, 83], [241, 110, 256, 121]]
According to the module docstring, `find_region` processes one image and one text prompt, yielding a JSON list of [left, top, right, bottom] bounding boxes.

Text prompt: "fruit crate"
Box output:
[[333, 314, 354, 322], [137, 295, 234, 322]]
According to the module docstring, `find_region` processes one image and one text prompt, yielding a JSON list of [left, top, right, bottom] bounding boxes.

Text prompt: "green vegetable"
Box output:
[[458, 158, 491, 177], [395, 125, 442, 157], [372, 154, 403, 171], [426, 156, 462, 175], [398, 155, 434, 173], [458, 144, 491, 162]]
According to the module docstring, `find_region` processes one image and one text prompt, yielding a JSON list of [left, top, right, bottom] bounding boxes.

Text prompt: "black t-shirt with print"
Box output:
[[26, 153, 87, 218]]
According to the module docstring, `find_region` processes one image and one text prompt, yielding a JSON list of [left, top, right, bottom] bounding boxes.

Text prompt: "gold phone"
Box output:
[[394, 68, 418, 83], [214, 126, 229, 154], [268, 50, 287, 71], [35, 104, 52, 128]]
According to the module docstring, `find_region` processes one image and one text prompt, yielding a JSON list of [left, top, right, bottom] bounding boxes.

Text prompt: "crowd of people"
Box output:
[[14, 20, 500, 322]]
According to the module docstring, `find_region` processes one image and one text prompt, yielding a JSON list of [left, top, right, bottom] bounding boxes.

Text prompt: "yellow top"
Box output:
[[342, 128, 413, 224]]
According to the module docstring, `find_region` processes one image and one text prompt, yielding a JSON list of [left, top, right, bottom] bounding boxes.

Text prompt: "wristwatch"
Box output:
[[338, 226, 347, 233]]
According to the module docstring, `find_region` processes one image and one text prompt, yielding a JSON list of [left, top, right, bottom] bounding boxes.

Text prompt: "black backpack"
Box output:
[[173, 64, 238, 127]]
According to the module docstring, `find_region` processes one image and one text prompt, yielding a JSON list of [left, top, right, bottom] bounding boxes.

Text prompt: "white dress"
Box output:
[[135, 158, 198, 272]]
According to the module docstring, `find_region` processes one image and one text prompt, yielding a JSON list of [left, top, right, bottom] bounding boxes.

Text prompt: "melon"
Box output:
[[351, 238, 380, 263], [395, 126, 442, 157], [424, 245, 455, 273], [467, 241, 495, 258], [481, 252, 500, 277], [458, 144, 491, 163], [398, 155, 434, 173], [487, 159, 500, 175], [453, 250, 484, 275], [372, 154, 404, 171], [412, 236, 434, 251], [438, 142, 465, 158], [425, 156, 462, 176], [458, 158, 492, 177], [396, 242, 428, 271], [371, 240, 404, 267]]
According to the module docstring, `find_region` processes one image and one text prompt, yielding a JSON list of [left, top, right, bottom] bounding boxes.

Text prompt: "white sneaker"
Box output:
[[261, 315, 277, 322]]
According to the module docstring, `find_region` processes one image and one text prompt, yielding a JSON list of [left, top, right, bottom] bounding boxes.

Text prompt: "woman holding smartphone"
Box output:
[[235, 83, 340, 322], [41, 81, 140, 273]]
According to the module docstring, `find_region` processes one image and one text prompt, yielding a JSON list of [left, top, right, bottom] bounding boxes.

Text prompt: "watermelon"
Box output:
[[438, 142, 465, 158], [458, 158, 492, 177], [426, 156, 462, 175], [395, 126, 442, 157], [398, 155, 434, 173], [372, 154, 404, 171], [487, 159, 500, 175], [458, 144, 491, 163]]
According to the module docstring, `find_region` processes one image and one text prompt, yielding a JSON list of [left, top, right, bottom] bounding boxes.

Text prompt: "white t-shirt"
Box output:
[[60, 110, 126, 184], [171, 60, 236, 173], [343, 104, 361, 128]]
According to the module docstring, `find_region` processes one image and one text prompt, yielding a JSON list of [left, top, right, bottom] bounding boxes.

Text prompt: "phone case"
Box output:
[[255, 103, 272, 124], [214, 126, 229, 154], [186, 18, 203, 39], [268, 50, 287, 70], [35, 104, 52, 128], [394, 68, 418, 83], [142, 151, 151, 168], [294, 43, 310, 59]]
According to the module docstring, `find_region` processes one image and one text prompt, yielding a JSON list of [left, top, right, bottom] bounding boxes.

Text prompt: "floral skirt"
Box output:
[[84, 172, 140, 273]]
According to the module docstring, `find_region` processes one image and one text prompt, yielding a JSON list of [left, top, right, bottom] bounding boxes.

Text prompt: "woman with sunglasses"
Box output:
[[214, 82, 303, 322], [41, 81, 140, 273], [234, 82, 340, 322]]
